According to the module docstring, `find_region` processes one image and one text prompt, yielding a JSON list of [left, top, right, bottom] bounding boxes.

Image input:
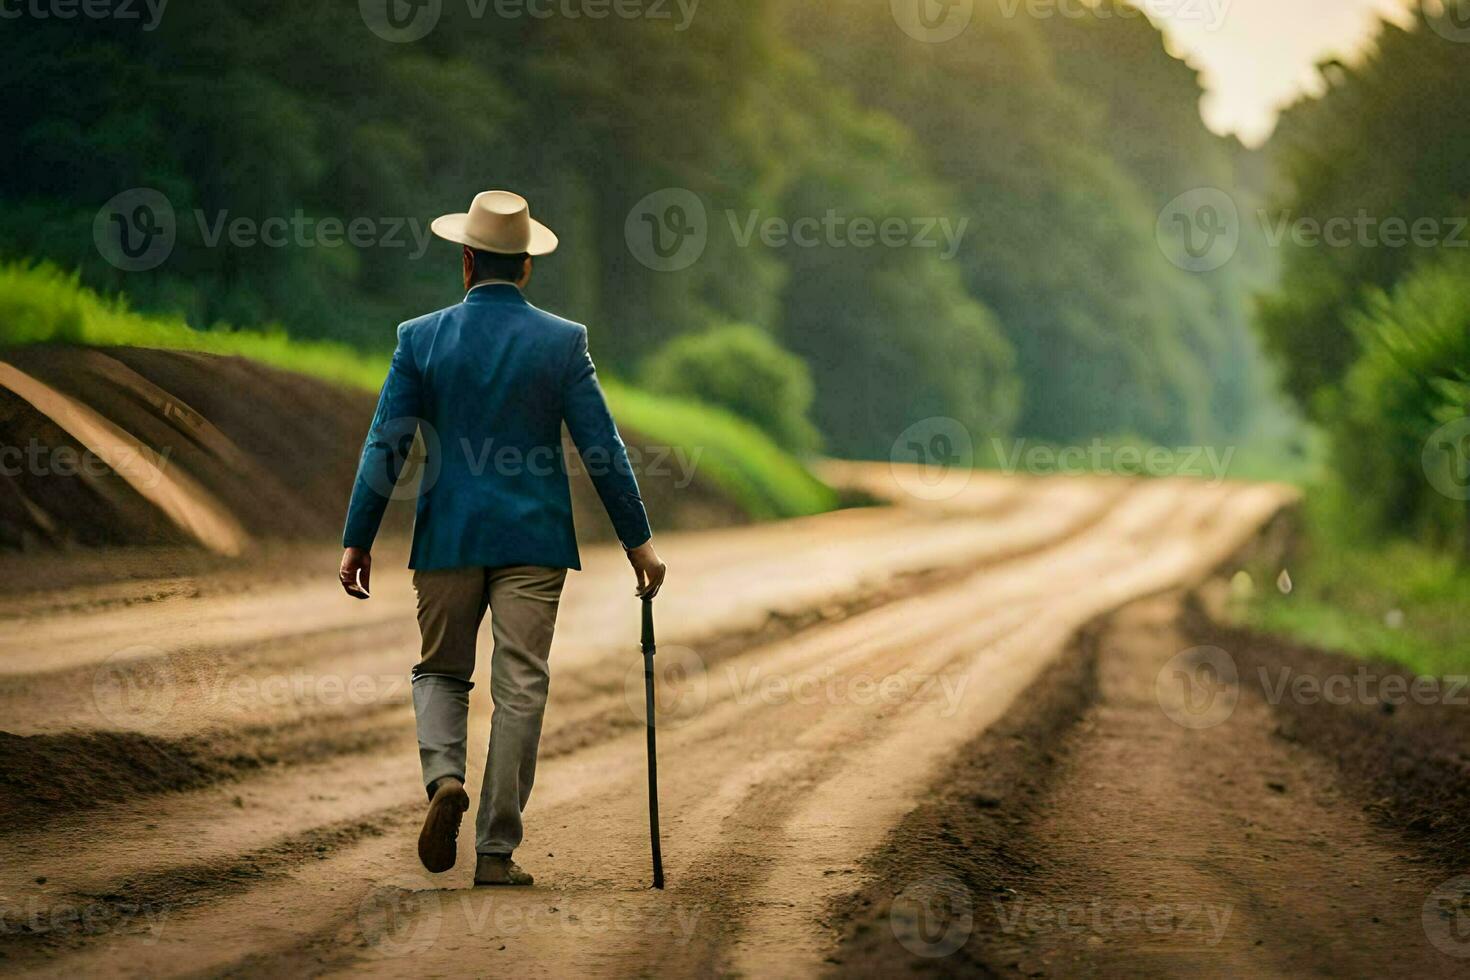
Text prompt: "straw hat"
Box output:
[[430, 190, 558, 255]]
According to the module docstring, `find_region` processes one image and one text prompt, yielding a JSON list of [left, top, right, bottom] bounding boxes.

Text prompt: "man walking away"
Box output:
[[338, 191, 667, 886]]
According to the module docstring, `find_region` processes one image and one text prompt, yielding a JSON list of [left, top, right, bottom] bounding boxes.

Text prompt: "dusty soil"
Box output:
[[1186, 606, 1470, 871], [0, 473, 1295, 978], [827, 595, 1470, 978]]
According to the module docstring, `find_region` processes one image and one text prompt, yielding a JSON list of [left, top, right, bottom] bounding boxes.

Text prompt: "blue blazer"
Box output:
[[342, 283, 652, 571]]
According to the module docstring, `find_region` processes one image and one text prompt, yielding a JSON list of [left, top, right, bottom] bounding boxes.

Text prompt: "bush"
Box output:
[[1330, 251, 1470, 549], [639, 324, 821, 454]]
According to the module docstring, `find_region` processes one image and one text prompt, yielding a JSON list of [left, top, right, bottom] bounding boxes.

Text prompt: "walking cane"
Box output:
[[641, 597, 666, 889]]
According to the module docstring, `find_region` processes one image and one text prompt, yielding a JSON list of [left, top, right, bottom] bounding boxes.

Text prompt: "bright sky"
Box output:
[[1145, 0, 1417, 145]]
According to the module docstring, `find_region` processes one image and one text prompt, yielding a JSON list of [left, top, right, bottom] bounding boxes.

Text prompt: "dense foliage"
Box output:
[[1331, 252, 1470, 544], [1261, 7, 1470, 415], [1260, 7, 1470, 554], [640, 324, 820, 454], [1, 0, 1273, 458]]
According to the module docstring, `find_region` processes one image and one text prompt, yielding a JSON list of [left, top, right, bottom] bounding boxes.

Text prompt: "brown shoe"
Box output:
[[418, 778, 469, 873], [474, 855, 534, 886]]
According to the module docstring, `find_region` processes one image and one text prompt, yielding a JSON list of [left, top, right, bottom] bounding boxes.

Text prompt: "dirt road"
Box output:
[[0, 471, 1367, 977]]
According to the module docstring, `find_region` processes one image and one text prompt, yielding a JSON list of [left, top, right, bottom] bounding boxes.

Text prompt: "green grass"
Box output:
[[603, 381, 835, 519], [0, 262, 835, 520], [1236, 488, 1470, 677], [0, 262, 390, 390]]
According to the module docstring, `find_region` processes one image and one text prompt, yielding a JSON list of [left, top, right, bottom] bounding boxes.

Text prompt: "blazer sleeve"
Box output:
[[342, 323, 425, 551], [562, 325, 653, 550]]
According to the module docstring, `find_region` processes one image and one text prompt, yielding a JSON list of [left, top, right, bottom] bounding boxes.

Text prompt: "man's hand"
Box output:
[[627, 540, 667, 600], [339, 547, 372, 600]]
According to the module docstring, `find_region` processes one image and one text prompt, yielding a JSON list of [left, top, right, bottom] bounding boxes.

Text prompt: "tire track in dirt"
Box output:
[[0, 477, 1294, 979], [0, 480, 1126, 831], [298, 482, 1290, 979], [0, 482, 1132, 973], [828, 595, 1461, 978]]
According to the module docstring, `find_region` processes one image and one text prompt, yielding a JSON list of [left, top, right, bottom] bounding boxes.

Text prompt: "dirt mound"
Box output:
[[0, 712, 406, 833], [0, 345, 744, 555]]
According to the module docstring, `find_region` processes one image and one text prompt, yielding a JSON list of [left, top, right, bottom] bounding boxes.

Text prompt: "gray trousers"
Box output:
[[411, 565, 567, 857]]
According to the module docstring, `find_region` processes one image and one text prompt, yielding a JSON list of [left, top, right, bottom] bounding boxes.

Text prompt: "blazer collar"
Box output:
[[464, 282, 529, 306]]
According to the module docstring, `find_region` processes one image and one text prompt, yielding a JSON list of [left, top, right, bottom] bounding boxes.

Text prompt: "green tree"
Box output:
[[1260, 8, 1470, 414], [1331, 252, 1470, 555]]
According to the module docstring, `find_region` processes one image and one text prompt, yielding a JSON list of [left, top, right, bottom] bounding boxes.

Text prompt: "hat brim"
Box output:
[[430, 213, 559, 256]]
